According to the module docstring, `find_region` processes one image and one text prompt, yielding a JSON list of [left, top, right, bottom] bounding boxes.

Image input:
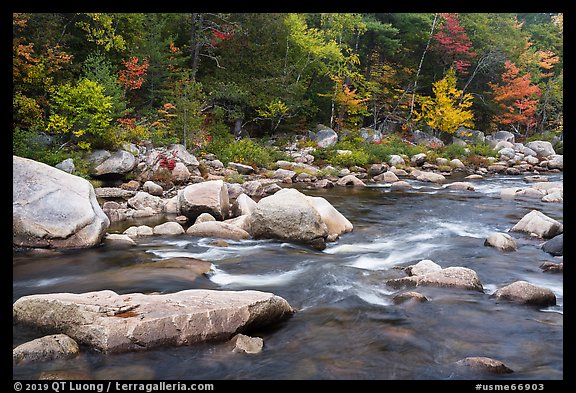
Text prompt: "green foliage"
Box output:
[[13, 92, 45, 131], [224, 172, 245, 184], [13, 128, 47, 160], [47, 78, 115, 150], [204, 131, 278, 168], [327, 149, 370, 168], [12, 12, 564, 166], [82, 51, 128, 119], [467, 143, 498, 158], [224, 139, 272, 168], [440, 143, 468, 160]]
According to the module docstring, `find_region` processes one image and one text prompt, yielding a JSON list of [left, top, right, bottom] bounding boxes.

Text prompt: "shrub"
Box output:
[[464, 154, 490, 168], [204, 133, 274, 168], [46, 78, 115, 151], [327, 149, 370, 168], [468, 143, 498, 158], [441, 143, 468, 160]]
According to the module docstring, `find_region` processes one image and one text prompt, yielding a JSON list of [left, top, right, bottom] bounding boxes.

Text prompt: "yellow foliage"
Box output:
[[414, 68, 474, 134]]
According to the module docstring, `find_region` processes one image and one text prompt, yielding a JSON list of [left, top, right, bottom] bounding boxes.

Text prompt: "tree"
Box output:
[[431, 13, 476, 74], [46, 78, 115, 150], [414, 67, 474, 136], [256, 99, 291, 132], [13, 13, 73, 131], [489, 60, 542, 136], [82, 51, 127, 119]]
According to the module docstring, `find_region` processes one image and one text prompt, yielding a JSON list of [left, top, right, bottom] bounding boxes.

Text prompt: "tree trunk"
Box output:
[[190, 13, 204, 82], [233, 118, 243, 138], [409, 13, 438, 121]]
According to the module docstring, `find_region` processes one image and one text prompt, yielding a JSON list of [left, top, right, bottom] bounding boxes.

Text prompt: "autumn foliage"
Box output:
[[415, 67, 474, 135], [431, 13, 476, 74], [119, 56, 149, 90], [489, 60, 542, 134]]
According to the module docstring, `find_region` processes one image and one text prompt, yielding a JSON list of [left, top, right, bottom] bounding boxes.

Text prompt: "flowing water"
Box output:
[[13, 173, 563, 380]]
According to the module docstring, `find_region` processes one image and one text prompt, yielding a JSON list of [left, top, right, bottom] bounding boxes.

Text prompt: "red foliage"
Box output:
[[117, 117, 136, 129], [432, 13, 476, 74], [210, 27, 234, 47], [158, 153, 176, 171], [489, 60, 542, 131], [119, 56, 149, 90]]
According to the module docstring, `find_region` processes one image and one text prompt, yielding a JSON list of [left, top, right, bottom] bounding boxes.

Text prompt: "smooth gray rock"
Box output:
[[186, 221, 251, 240], [153, 222, 185, 235], [13, 155, 110, 249], [179, 180, 230, 221], [92, 150, 137, 176], [542, 234, 563, 256], [13, 334, 79, 365], [248, 188, 329, 250], [510, 210, 563, 239], [491, 281, 556, 306], [484, 233, 517, 252], [387, 267, 483, 292], [13, 289, 294, 353]]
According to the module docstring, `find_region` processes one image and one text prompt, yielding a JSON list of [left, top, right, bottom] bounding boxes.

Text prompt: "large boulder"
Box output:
[[313, 126, 338, 148], [306, 196, 353, 239], [13, 289, 294, 354], [91, 150, 137, 177], [510, 210, 563, 239], [491, 281, 556, 306], [541, 234, 563, 256], [545, 154, 563, 170], [247, 188, 329, 250], [412, 130, 444, 148], [178, 180, 230, 221], [186, 221, 251, 240], [13, 155, 110, 248], [454, 127, 485, 144], [168, 144, 200, 168], [525, 141, 555, 158], [127, 191, 165, 213], [358, 127, 382, 144], [386, 266, 483, 292], [487, 130, 515, 147]]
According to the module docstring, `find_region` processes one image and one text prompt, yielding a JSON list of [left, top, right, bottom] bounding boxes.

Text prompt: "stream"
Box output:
[[13, 173, 563, 380]]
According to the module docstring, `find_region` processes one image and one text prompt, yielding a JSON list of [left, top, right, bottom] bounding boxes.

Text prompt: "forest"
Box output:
[[13, 12, 563, 170]]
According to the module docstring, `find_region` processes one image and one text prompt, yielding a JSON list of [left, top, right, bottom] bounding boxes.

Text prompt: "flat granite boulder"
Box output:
[[386, 266, 484, 292], [13, 289, 294, 354]]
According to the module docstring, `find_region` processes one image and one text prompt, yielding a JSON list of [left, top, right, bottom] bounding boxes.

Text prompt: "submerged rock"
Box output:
[[13, 334, 79, 365], [13, 289, 294, 354], [455, 356, 514, 374], [230, 333, 264, 354], [392, 291, 428, 305]]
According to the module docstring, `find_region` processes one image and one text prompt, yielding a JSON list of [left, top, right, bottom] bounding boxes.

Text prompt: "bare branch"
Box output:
[[199, 53, 225, 68]]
